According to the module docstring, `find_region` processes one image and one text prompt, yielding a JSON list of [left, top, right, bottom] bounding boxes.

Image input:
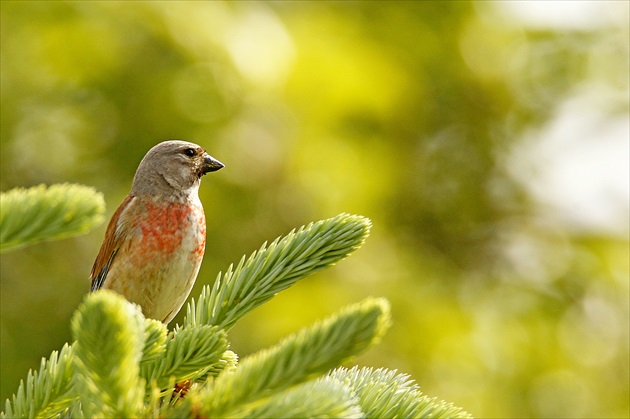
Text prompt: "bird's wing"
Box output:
[[90, 195, 136, 291]]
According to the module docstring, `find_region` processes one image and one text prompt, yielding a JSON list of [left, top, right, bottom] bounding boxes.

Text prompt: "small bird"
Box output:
[[90, 140, 224, 324]]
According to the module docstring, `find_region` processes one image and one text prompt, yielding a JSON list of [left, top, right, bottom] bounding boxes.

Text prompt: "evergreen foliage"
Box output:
[[184, 213, 371, 330], [71, 290, 146, 418], [173, 297, 390, 418], [139, 319, 169, 368], [0, 185, 472, 418], [231, 379, 363, 418], [0, 184, 105, 253], [142, 324, 228, 390], [2, 344, 75, 418], [328, 367, 472, 418]]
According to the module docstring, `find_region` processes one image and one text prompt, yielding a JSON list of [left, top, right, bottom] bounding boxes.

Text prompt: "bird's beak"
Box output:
[[201, 154, 224, 175]]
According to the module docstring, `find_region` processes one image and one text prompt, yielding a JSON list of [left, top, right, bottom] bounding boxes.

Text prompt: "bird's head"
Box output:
[[131, 140, 224, 198]]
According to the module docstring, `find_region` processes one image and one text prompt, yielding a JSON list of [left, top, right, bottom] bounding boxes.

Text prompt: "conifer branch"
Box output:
[[0, 184, 105, 253], [140, 319, 169, 368], [173, 297, 390, 417], [327, 366, 473, 418], [141, 325, 228, 390], [1, 344, 76, 419], [233, 379, 363, 418], [184, 213, 372, 330], [71, 290, 146, 418]]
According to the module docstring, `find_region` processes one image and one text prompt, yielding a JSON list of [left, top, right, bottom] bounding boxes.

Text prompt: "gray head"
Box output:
[[130, 140, 224, 199]]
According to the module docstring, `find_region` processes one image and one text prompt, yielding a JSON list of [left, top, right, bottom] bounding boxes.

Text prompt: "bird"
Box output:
[[89, 140, 224, 324]]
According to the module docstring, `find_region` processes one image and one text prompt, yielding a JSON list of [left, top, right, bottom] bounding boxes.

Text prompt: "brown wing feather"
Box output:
[[90, 195, 135, 291]]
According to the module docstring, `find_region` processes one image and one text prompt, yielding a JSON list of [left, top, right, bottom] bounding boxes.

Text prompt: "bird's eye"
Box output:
[[182, 148, 196, 157]]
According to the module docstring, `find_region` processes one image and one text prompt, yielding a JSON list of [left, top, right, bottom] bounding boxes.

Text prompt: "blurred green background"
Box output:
[[1, 1, 628, 417]]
